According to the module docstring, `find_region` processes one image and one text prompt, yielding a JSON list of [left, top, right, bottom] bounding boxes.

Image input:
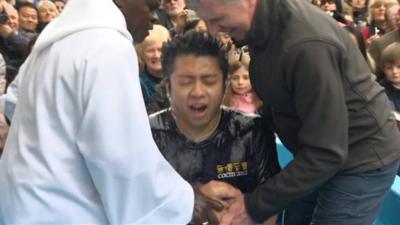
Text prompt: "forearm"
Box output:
[[245, 144, 347, 222]]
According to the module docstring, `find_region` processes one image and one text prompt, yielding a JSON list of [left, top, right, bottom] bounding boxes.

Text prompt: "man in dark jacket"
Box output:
[[189, 0, 400, 224]]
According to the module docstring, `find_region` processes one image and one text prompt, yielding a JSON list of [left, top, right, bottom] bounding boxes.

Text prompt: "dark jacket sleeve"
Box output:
[[251, 118, 281, 186], [245, 41, 349, 222], [5, 32, 34, 57]]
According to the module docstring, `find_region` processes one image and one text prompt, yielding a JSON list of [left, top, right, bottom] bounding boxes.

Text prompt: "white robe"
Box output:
[[0, 0, 194, 224]]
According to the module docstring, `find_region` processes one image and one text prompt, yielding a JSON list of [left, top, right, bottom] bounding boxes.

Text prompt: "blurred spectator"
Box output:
[[385, 3, 400, 31], [223, 60, 262, 114], [215, 31, 250, 64], [37, 0, 58, 32], [159, 0, 185, 28], [380, 42, 400, 112], [342, 2, 356, 25], [320, 0, 350, 24], [369, 0, 400, 78], [53, 0, 64, 13], [347, 0, 368, 26], [17, 2, 38, 33], [0, 2, 19, 38], [0, 1, 36, 88], [135, 24, 170, 113], [155, 0, 197, 36], [361, 0, 398, 46]]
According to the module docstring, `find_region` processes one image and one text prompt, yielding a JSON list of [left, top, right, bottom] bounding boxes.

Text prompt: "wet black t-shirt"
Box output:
[[149, 107, 280, 193]]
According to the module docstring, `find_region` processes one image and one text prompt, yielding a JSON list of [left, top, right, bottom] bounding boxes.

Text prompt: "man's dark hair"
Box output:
[[162, 31, 228, 81], [17, 2, 39, 14]]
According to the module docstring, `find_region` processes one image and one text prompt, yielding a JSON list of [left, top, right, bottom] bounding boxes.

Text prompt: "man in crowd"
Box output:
[[0, 1, 35, 88], [0, 0, 218, 224], [17, 1, 38, 33], [156, 0, 197, 35], [188, 0, 400, 224], [149, 31, 280, 223]]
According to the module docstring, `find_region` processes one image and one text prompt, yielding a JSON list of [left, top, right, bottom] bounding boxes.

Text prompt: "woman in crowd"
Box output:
[[135, 24, 170, 114], [361, 0, 398, 46], [347, 0, 369, 26], [37, 0, 59, 32]]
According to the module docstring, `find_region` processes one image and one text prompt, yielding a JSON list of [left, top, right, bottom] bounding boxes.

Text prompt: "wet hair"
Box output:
[[381, 42, 400, 66], [162, 31, 228, 81]]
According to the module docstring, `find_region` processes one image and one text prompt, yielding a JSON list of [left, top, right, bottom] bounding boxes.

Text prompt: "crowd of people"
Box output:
[[0, 0, 399, 224], [0, 0, 62, 93], [136, 0, 400, 120], [0, 0, 63, 154]]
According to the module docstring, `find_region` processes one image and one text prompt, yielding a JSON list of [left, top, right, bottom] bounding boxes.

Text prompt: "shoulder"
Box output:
[[149, 108, 173, 131], [67, 29, 134, 59], [221, 107, 263, 133], [220, 108, 275, 149]]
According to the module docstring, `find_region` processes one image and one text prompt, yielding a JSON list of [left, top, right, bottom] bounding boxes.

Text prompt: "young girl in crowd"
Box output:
[[223, 60, 262, 114]]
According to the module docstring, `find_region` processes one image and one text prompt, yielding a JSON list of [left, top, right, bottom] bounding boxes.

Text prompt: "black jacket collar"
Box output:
[[245, 0, 282, 49]]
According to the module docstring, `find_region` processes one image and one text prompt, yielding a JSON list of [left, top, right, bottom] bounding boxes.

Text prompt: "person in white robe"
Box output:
[[0, 0, 196, 224]]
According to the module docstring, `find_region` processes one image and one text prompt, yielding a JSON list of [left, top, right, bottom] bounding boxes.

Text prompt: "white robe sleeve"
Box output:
[[75, 38, 194, 224]]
